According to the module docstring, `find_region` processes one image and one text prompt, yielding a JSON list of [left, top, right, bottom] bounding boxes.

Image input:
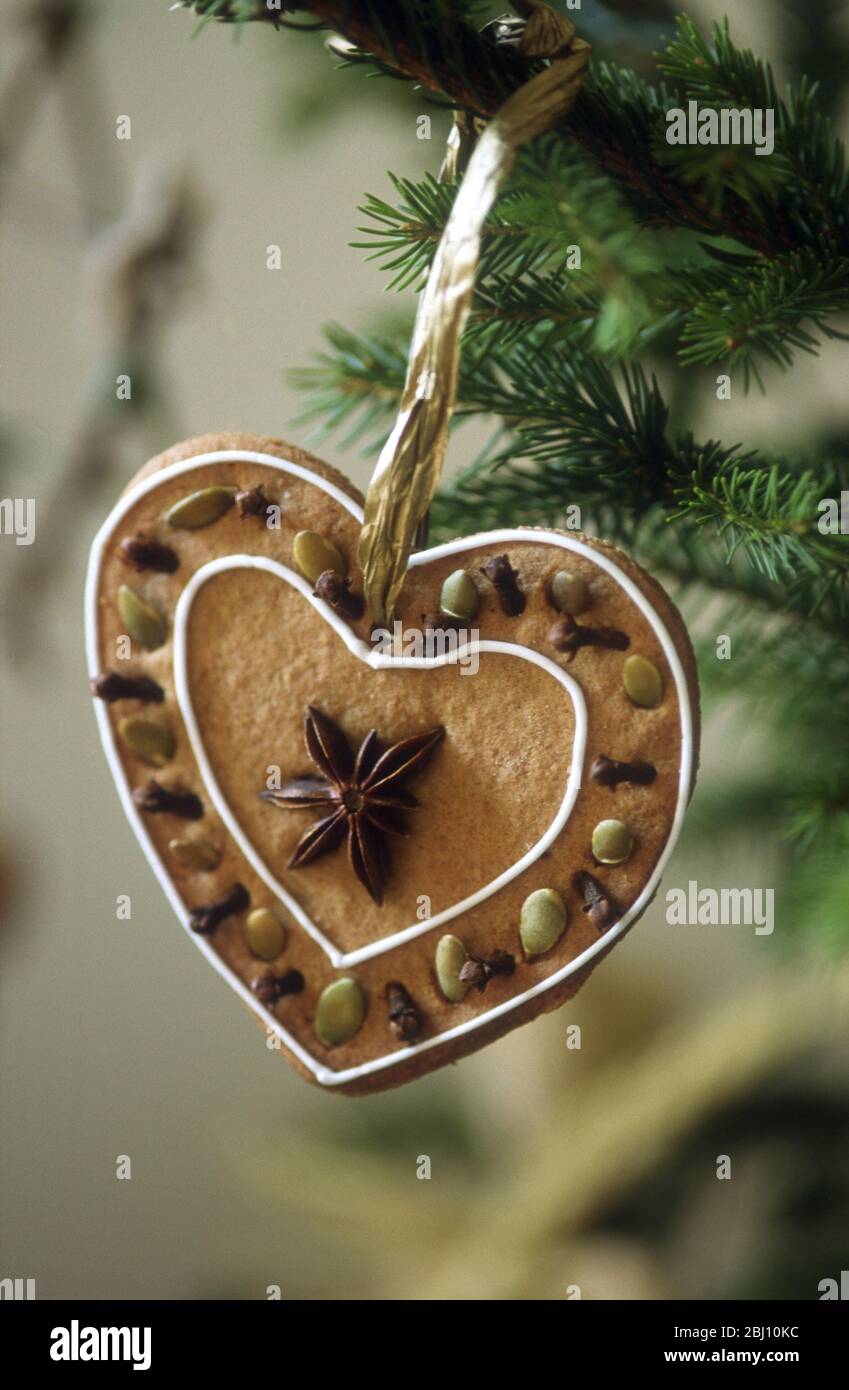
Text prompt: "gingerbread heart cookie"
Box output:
[[86, 432, 699, 1095]]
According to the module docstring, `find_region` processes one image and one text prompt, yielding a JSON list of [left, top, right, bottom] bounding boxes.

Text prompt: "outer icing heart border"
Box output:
[[85, 450, 695, 1087]]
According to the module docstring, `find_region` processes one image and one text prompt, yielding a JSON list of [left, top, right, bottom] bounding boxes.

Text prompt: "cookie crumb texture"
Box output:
[[88, 433, 699, 1095]]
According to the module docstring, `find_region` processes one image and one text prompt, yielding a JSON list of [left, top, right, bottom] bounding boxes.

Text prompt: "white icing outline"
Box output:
[[173, 555, 587, 969], [85, 449, 694, 1087]]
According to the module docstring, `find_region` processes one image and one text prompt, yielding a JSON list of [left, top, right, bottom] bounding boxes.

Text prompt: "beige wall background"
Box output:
[[2, 0, 847, 1300]]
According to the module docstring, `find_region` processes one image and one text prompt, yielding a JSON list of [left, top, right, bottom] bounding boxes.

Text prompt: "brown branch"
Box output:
[[0, 0, 83, 169], [182, 1, 798, 258], [185, 1, 534, 112], [2, 159, 202, 656]]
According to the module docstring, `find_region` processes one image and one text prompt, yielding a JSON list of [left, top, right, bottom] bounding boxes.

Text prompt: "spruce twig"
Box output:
[[180, 4, 849, 258]]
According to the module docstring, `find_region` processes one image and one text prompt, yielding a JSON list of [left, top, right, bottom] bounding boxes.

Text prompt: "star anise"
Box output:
[[259, 706, 444, 904]]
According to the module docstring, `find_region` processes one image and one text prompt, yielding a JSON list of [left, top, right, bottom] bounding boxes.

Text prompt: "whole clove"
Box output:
[[421, 611, 464, 636], [573, 871, 618, 932], [90, 671, 164, 704], [314, 568, 365, 621], [590, 754, 656, 790], [188, 882, 250, 935], [385, 981, 421, 1041], [549, 616, 630, 661], [235, 484, 272, 520], [480, 554, 525, 616], [117, 533, 179, 573], [252, 967, 305, 1005], [459, 949, 515, 994], [132, 779, 203, 820]]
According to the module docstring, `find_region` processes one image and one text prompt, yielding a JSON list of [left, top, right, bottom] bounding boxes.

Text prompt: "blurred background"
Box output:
[[1, 0, 848, 1300]]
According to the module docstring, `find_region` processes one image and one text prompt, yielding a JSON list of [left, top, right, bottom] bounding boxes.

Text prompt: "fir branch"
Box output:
[[182, 0, 529, 113], [289, 322, 407, 446], [356, 152, 849, 375], [693, 592, 849, 872], [672, 250, 849, 389], [655, 18, 849, 255], [621, 509, 810, 618], [356, 138, 672, 356], [669, 452, 849, 622], [293, 319, 849, 634], [427, 331, 849, 629], [567, 61, 794, 257], [682, 773, 789, 845], [658, 14, 781, 111], [453, 342, 677, 505], [354, 174, 456, 292], [291, 319, 517, 443], [181, 4, 848, 260], [465, 268, 601, 349], [436, 331, 677, 505], [495, 136, 664, 355]]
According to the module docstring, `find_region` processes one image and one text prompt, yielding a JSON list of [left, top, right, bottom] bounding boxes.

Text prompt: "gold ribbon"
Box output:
[[357, 6, 590, 625]]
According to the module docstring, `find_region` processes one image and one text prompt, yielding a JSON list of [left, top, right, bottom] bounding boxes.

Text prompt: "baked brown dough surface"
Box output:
[[91, 432, 700, 1095]]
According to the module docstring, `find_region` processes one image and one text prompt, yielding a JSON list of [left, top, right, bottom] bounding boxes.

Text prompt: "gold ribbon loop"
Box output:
[[357, 8, 590, 625]]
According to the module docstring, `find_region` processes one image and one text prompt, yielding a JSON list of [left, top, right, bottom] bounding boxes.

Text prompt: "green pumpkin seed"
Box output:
[[520, 888, 567, 959], [591, 818, 634, 865], [550, 570, 591, 615], [164, 486, 236, 529], [440, 570, 479, 621], [293, 530, 346, 584], [435, 933, 469, 1002], [118, 717, 175, 766], [623, 654, 662, 708], [117, 585, 167, 650], [245, 907, 286, 961], [168, 838, 221, 872], [315, 977, 366, 1047]]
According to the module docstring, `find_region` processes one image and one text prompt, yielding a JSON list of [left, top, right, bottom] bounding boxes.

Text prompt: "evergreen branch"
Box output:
[[293, 319, 849, 633], [583, 22, 849, 257], [182, 4, 849, 260], [669, 451, 849, 611], [611, 508, 822, 621], [354, 174, 457, 291], [357, 154, 849, 374], [451, 342, 678, 506], [668, 552, 849, 891], [672, 250, 849, 389], [567, 61, 794, 257], [356, 138, 672, 355], [498, 137, 665, 355], [427, 332, 849, 629], [655, 18, 849, 254], [290, 319, 521, 441], [288, 322, 407, 446], [465, 269, 600, 350], [658, 14, 780, 111], [183, 0, 530, 112]]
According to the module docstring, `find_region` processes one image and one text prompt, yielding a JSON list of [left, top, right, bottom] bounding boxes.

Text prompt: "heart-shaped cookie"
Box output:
[[86, 432, 699, 1095]]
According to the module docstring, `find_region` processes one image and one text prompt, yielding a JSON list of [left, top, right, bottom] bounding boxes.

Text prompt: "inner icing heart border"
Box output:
[[173, 555, 587, 969], [86, 449, 695, 1087]]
